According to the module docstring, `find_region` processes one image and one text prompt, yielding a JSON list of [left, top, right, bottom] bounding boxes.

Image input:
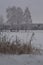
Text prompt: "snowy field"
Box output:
[[0, 30, 43, 65], [1, 30, 43, 49], [0, 54, 43, 65]]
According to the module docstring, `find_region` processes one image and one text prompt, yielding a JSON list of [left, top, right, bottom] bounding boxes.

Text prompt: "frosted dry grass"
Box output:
[[0, 31, 41, 54], [0, 30, 43, 49]]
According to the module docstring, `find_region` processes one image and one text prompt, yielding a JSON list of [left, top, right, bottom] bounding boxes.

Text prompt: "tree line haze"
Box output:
[[0, 6, 43, 30]]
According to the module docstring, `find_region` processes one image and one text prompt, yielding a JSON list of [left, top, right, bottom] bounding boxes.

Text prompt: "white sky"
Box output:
[[0, 0, 43, 23]]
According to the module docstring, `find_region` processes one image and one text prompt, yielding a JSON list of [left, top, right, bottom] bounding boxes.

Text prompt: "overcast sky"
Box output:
[[0, 0, 43, 23]]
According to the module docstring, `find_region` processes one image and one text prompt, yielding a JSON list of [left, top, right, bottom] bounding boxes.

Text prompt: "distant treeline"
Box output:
[[0, 24, 43, 31], [0, 6, 42, 31]]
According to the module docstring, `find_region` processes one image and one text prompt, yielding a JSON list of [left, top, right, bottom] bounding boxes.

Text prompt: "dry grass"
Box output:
[[0, 41, 33, 54], [0, 41, 41, 55], [0, 32, 41, 55]]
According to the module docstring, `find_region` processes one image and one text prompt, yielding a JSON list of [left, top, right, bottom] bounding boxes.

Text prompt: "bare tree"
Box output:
[[6, 6, 23, 26], [6, 6, 17, 25], [24, 7, 32, 24], [6, 6, 24, 30], [16, 7, 23, 25]]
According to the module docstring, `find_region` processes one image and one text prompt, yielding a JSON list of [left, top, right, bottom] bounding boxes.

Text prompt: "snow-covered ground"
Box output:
[[0, 54, 43, 65]]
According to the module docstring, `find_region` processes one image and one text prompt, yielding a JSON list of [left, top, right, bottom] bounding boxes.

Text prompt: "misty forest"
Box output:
[[0, 6, 43, 31]]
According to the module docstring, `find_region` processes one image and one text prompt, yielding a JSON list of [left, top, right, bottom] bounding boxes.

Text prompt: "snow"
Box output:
[[0, 54, 43, 65]]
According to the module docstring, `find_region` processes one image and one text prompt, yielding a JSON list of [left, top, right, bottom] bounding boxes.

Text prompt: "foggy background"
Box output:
[[0, 0, 43, 23]]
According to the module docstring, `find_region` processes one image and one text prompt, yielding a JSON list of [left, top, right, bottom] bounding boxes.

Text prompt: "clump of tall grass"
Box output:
[[0, 32, 41, 55], [0, 42, 33, 54]]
